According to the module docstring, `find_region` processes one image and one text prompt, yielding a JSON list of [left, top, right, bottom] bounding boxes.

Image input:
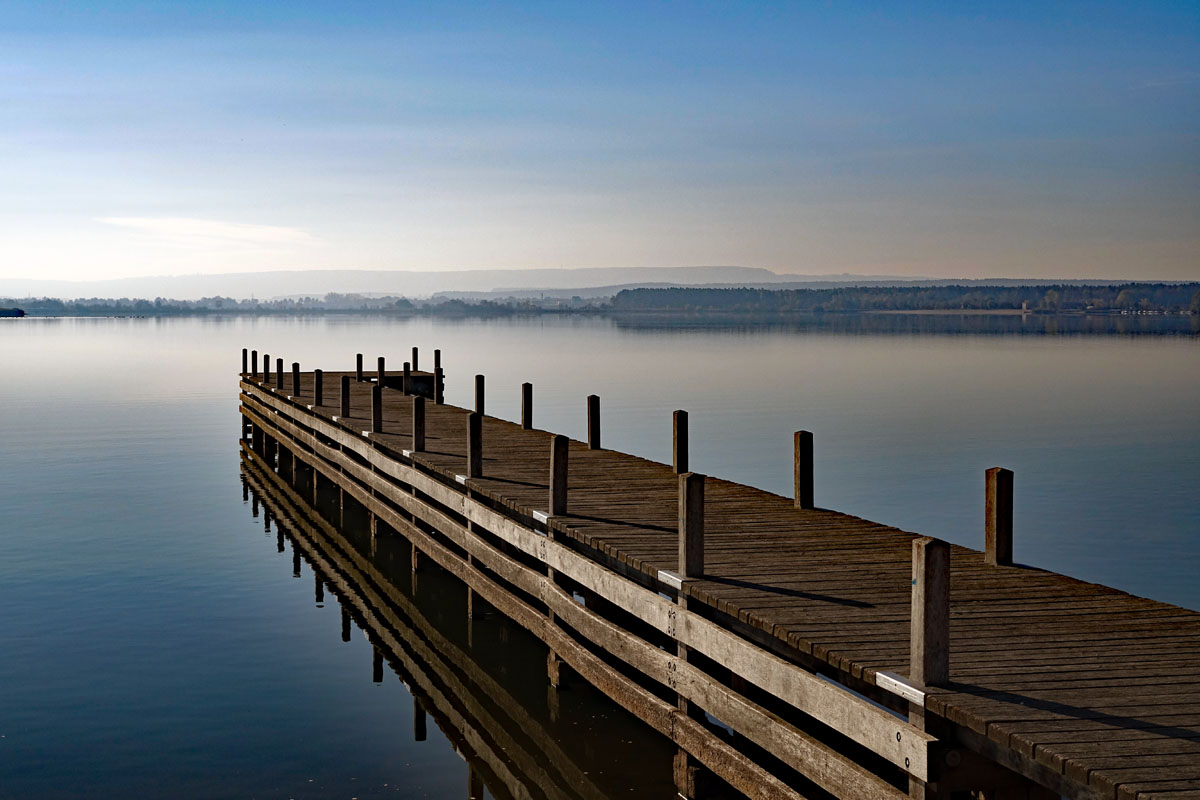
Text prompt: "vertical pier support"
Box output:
[[794, 430, 814, 509], [241, 348, 247, 375], [675, 471, 713, 799], [403, 361, 411, 395], [377, 356, 385, 385], [314, 369, 323, 406], [587, 394, 600, 450], [521, 382, 533, 430], [911, 537, 950, 688], [673, 410, 688, 474], [275, 358, 283, 391], [467, 412, 482, 478], [985, 467, 1014, 566], [435, 367, 444, 405], [372, 384, 383, 433], [411, 346, 419, 371], [340, 375, 351, 418], [550, 435, 568, 515], [291, 362, 300, 397], [356, 353, 363, 382], [412, 396, 425, 452], [251, 349, 258, 378], [263, 353, 271, 384], [475, 374, 485, 415]]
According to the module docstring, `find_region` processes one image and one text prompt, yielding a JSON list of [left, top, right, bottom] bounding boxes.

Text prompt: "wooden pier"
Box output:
[[238, 348, 1200, 800]]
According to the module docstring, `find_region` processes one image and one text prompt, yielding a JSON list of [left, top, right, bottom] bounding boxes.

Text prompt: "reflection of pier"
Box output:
[[239, 347, 1200, 800], [241, 446, 668, 800]]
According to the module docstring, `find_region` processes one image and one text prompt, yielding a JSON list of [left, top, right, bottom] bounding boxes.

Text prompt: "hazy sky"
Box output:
[[1, 1, 1197, 281]]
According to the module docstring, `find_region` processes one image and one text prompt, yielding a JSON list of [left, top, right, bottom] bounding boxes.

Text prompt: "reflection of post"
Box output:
[[372, 647, 383, 683], [292, 543, 301, 578], [315, 574, 324, 604], [341, 607, 351, 642], [468, 766, 484, 800], [413, 697, 427, 741]]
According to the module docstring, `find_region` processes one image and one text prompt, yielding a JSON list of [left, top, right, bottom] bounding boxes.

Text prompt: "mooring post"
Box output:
[[291, 362, 300, 397], [314, 369, 323, 406], [679, 472, 705, 578], [356, 353, 363, 382], [794, 430, 814, 510], [371, 384, 383, 433], [673, 410, 688, 474], [411, 346, 419, 372], [434, 348, 441, 370], [241, 348, 247, 375], [550, 434, 569, 516], [275, 358, 284, 391], [377, 356, 385, 385], [402, 361, 411, 395], [587, 394, 600, 450], [340, 375, 351, 417], [434, 367, 444, 404], [911, 537, 950, 687], [521, 382, 533, 429], [985, 467, 1014, 567], [412, 396, 425, 452], [263, 353, 271, 383], [467, 412, 482, 477], [474, 374, 485, 415], [251, 349, 258, 378]]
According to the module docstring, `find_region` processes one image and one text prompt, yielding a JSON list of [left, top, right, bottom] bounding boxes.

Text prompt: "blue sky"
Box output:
[[1, 1, 1197, 280]]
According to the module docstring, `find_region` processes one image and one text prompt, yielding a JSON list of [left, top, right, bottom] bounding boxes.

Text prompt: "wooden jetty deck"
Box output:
[[238, 348, 1200, 800]]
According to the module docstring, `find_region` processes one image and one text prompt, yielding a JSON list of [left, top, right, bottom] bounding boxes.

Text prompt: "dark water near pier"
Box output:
[[1, 315, 1197, 798]]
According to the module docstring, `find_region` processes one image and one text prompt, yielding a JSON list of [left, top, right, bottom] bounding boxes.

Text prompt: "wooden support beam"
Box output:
[[434, 366, 444, 404], [403, 361, 411, 395], [291, 362, 300, 396], [679, 472, 705, 578], [314, 369, 323, 406], [340, 375, 350, 417], [587, 394, 600, 450], [521, 382, 533, 430], [467, 412, 482, 478], [372, 384, 383, 433], [251, 349, 258, 378], [985, 467, 1014, 567], [241, 348, 247, 375], [356, 353, 363, 382], [412, 396, 425, 452], [434, 348, 441, 370], [794, 430, 814, 509], [411, 346, 419, 372], [550, 434, 568, 516], [475, 374, 485, 415], [377, 356, 385, 385], [263, 353, 271, 383], [275, 358, 283, 391], [911, 537, 950, 688], [673, 410, 688, 474]]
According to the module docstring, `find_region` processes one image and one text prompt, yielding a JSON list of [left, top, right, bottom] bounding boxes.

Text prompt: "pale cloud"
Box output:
[[97, 217, 318, 249]]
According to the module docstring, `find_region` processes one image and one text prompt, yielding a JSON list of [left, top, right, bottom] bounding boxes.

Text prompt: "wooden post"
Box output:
[[434, 367, 444, 404], [521, 382, 533, 429], [434, 348, 441, 370], [340, 375, 350, 417], [241, 348, 247, 375], [377, 356, 385, 385], [587, 394, 600, 450], [275, 358, 283, 390], [314, 369, 323, 406], [794, 430, 814, 510], [985, 467, 1014, 567], [673, 410, 688, 474], [356, 353, 363, 382], [371, 384, 383, 433], [679, 472, 705, 578], [550, 434, 568, 515], [263, 353, 271, 383], [474, 374, 485, 415], [911, 537, 950, 687], [412, 396, 425, 451], [411, 346, 419, 371], [467, 412, 482, 477], [403, 361, 411, 395], [291, 362, 300, 396], [251, 349, 258, 378]]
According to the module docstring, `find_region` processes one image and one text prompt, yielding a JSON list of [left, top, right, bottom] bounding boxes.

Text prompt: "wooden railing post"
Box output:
[[412, 396, 425, 452], [434, 366, 444, 404], [467, 412, 482, 477], [402, 361, 411, 395], [356, 353, 363, 382], [291, 362, 300, 396], [275, 358, 283, 391], [985, 467, 1014, 566], [411, 346, 419, 372], [587, 394, 600, 450], [673, 410, 688, 474], [679, 472, 705, 578], [241, 348, 247, 375], [314, 369, 323, 406], [911, 537, 950, 687], [371, 384, 383, 433], [794, 430, 814, 509], [550, 434, 568, 515], [340, 375, 350, 417], [263, 353, 271, 383], [377, 356, 386, 385], [521, 382, 533, 430], [251, 349, 258, 378], [475, 374, 485, 415]]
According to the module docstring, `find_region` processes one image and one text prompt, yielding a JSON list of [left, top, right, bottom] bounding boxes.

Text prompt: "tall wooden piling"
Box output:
[[403, 361, 411, 395], [587, 394, 600, 450], [411, 346, 419, 371], [673, 410, 688, 474], [678, 473, 705, 578], [475, 374, 485, 415], [434, 367, 444, 404], [264, 353, 271, 383], [985, 467, 1014, 567], [356, 353, 363, 382], [521, 382, 533, 430], [291, 362, 300, 396], [275, 358, 283, 391], [467, 412, 482, 478], [251, 349, 258, 378], [377, 356, 386, 385], [340, 375, 350, 417], [241, 348, 247, 375], [372, 384, 383, 433], [412, 396, 425, 452], [794, 431, 814, 510], [550, 434, 569, 516], [314, 370, 323, 406], [434, 349, 441, 370], [910, 537, 950, 687]]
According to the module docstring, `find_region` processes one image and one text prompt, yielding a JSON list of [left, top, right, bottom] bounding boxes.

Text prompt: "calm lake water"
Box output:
[[1, 314, 1197, 798]]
